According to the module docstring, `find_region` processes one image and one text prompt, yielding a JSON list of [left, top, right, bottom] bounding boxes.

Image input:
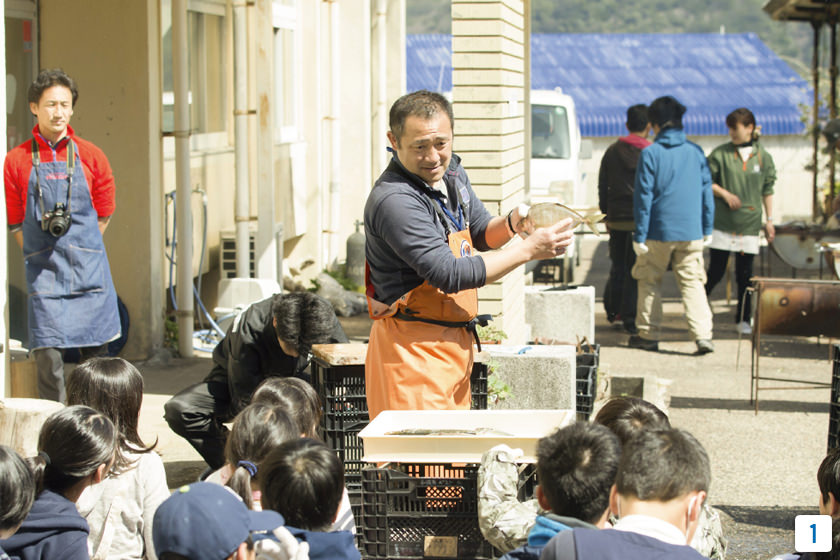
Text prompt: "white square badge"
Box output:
[[795, 515, 832, 552]]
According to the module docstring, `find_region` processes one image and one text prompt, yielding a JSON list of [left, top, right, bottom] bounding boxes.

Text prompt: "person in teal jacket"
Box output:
[[704, 108, 776, 335], [630, 96, 715, 355]]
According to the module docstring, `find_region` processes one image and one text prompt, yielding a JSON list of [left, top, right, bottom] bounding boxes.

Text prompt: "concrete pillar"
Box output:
[[452, 0, 527, 343]]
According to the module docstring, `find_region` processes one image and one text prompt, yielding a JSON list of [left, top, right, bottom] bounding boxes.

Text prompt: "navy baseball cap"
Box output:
[[152, 482, 284, 560]]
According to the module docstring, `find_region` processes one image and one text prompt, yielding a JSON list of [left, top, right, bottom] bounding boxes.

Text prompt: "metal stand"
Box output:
[[750, 277, 840, 412]]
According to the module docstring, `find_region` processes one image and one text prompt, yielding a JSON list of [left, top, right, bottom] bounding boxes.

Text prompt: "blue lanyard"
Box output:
[[435, 197, 465, 231]]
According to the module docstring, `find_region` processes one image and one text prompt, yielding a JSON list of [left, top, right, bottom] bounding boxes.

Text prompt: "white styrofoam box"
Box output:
[[359, 409, 574, 464]]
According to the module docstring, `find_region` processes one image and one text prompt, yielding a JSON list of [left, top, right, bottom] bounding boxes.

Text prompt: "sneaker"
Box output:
[[736, 321, 752, 335], [695, 339, 715, 355], [628, 335, 659, 352]]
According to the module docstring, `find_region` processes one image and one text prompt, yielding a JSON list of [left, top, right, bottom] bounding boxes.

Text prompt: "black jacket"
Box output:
[[204, 295, 348, 414], [0, 490, 90, 560], [598, 136, 648, 224]]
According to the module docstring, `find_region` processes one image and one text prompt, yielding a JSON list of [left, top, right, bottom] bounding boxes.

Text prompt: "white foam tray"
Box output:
[[359, 409, 575, 464]]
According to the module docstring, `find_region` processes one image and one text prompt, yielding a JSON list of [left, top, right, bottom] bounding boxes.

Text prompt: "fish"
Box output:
[[384, 427, 515, 436], [518, 202, 604, 236]]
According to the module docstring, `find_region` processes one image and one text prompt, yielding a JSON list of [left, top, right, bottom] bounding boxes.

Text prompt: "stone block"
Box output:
[[485, 344, 576, 411], [594, 372, 673, 417], [525, 285, 595, 344]]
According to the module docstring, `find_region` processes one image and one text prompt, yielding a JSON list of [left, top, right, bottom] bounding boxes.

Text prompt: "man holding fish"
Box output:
[[363, 90, 574, 420]]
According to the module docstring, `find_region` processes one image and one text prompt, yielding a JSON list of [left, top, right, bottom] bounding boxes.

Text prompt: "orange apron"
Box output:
[[365, 199, 478, 421]]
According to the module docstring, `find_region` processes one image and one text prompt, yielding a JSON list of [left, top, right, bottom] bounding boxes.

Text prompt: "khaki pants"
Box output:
[[631, 239, 713, 341]]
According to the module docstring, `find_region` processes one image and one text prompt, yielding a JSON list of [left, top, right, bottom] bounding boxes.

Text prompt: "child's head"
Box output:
[[66, 357, 155, 473], [0, 445, 35, 539], [593, 396, 670, 446], [153, 482, 283, 560], [31, 405, 117, 499], [536, 422, 621, 526], [259, 438, 343, 531], [224, 403, 300, 509], [614, 428, 710, 541], [818, 448, 840, 517], [251, 377, 322, 439]]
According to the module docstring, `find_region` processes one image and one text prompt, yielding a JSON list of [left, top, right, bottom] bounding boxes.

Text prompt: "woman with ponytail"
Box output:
[[67, 357, 169, 560], [704, 107, 777, 335], [0, 405, 117, 560]]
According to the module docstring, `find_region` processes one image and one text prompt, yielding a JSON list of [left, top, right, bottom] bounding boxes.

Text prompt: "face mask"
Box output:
[[684, 495, 698, 542]]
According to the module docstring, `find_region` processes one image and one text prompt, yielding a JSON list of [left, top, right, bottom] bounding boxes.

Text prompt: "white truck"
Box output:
[[527, 88, 593, 283]]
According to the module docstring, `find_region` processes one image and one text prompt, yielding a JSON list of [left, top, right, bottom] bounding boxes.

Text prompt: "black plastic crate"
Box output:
[[360, 463, 533, 559], [532, 258, 573, 285], [576, 342, 600, 369], [576, 365, 597, 422], [313, 359, 490, 491], [828, 344, 840, 451]]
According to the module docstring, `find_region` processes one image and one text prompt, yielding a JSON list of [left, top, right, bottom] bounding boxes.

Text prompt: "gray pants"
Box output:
[[33, 345, 109, 403]]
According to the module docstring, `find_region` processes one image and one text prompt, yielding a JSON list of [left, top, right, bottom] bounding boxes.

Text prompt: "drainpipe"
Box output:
[[234, 1, 250, 277], [327, 0, 341, 266], [375, 0, 388, 175], [830, 19, 838, 219], [173, 0, 193, 357]]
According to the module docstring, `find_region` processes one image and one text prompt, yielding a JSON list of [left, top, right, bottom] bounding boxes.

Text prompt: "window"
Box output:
[[162, 0, 228, 140], [531, 105, 571, 160], [273, 1, 300, 143]]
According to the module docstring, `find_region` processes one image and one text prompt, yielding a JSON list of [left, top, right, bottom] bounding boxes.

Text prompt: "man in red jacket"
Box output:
[[597, 104, 650, 335], [4, 69, 120, 402]]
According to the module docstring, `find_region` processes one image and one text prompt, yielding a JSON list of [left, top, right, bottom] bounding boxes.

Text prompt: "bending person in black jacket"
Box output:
[[597, 104, 650, 334], [164, 292, 348, 469]]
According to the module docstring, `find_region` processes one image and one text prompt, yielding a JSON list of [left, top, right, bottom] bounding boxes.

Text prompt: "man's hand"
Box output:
[[723, 191, 742, 210], [508, 203, 531, 236], [703, 235, 714, 247], [633, 241, 649, 256], [523, 218, 574, 259]]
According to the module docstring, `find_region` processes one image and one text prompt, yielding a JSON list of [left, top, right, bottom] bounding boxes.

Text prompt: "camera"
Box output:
[[41, 203, 72, 237]]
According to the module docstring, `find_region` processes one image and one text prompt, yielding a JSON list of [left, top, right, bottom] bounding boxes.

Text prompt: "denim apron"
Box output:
[[23, 137, 120, 350]]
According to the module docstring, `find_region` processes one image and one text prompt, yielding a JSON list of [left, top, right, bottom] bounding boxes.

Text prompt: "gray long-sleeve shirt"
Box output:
[[364, 154, 493, 306]]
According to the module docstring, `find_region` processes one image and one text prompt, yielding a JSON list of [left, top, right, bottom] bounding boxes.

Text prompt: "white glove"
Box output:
[[633, 241, 649, 256], [255, 526, 310, 560], [703, 234, 713, 247], [507, 203, 531, 236]]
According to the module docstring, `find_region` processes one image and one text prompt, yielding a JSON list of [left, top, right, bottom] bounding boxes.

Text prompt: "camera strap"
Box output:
[[31, 138, 75, 221]]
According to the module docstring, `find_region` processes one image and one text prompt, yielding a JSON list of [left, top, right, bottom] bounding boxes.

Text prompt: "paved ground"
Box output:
[[133, 236, 838, 560]]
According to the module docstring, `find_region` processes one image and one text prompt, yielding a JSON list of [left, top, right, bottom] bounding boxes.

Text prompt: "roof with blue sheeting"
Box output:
[[406, 33, 811, 137]]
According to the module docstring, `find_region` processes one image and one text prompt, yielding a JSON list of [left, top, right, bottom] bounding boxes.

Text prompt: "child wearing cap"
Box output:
[[152, 482, 307, 560]]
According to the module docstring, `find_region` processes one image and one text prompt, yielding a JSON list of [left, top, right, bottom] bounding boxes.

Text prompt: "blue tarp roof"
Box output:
[[406, 33, 811, 137]]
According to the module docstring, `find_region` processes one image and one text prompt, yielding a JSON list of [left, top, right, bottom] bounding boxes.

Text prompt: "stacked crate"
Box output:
[[828, 344, 840, 452], [576, 343, 600, 421]]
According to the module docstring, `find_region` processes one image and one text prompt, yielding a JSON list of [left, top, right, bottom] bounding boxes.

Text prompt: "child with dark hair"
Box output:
[[542, 428, 711, 560], [0, 405, 117, 560], [499, 423, 620, 560], [260, 439, 360, 560], [204, 403, 299, 510], [252, 377, 321, 439], [67, 357, 169, 560], [592, 396, 670, 445], [251, 378, 357, 534], [0, 446, 36, 558]]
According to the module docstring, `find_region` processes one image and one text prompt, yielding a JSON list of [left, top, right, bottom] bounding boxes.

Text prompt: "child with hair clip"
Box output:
[[0, 446, 36, 559], [66, 357, 169, 560], [251, 378, 356, 534], [205, 402, 300, 510], [0, 405, 117, 560]]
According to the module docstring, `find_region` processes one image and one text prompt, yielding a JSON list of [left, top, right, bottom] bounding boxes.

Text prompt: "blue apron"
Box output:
[[22, 137, 120, 350]]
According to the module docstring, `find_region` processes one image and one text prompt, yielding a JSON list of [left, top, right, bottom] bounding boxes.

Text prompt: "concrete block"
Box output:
[[525, 285, 596, 344], [593, 372, 673, 417], [485, 344, 576, 411]]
